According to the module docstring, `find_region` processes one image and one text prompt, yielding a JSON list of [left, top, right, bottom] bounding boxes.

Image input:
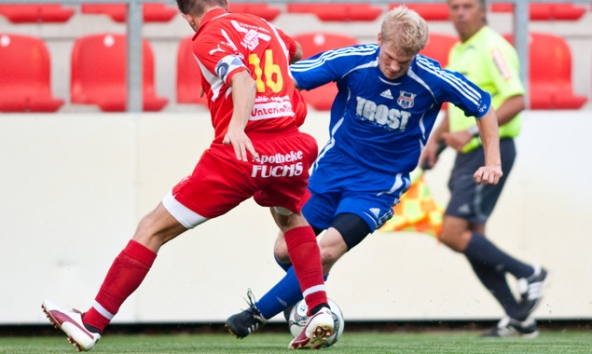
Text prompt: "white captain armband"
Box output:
[[467, 125, 479, 137], [215, 55, 247, 85]]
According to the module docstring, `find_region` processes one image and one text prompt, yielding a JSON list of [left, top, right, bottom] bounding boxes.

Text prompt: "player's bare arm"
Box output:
[[494, 94, 525, 126], [290, 42, 303, 64], [223, 70, 259, 162], [473, 107, 502, 185]]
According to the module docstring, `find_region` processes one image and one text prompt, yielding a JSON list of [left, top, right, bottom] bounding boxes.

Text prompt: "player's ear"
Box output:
[[377, 32, 383, 46]]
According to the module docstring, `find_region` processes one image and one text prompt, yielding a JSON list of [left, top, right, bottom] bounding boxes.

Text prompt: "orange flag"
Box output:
[[379, 169, 443, 237]]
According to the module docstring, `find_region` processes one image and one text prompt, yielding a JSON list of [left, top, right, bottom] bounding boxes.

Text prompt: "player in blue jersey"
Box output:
[[226, 5, 503, 338]]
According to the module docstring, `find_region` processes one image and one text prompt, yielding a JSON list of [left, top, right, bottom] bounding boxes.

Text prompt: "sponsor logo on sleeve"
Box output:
[[490, 48, 512, 81]]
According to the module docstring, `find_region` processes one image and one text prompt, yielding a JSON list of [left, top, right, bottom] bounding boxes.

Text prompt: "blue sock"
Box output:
[[274, 254, 292, 272], [467, 257, 519, 318], [256, 266, 328, 320], [464, 233, 534, 279]]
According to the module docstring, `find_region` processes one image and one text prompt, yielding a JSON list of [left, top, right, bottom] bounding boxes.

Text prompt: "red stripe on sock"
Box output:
[[83, 240, 157, 331], [284, 226, 328, 315]]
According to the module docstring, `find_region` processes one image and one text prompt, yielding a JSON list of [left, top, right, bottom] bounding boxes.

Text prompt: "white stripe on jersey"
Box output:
[[314, 116, 344, 171], [377, 173, 406, 197], [418, 110, 427, 140], [291, 45, 377, 72], [267, 21, 291, 68], [378, 76, 402, 86], [197, 58, 224, 102], [415, 56, 482, 106], [343, 58, 379, 79], [416, 55, 481, 99], [407, 67, 436, 102]]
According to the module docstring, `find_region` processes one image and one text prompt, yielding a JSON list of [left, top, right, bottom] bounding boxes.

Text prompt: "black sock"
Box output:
[[82, 314, 102, 334], [309, 303, 329, 316], [464, 233, 534, 279], [467, 257, 519, 318]]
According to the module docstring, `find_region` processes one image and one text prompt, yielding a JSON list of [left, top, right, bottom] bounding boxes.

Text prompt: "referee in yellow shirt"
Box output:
[[421, 0, 550, 337]]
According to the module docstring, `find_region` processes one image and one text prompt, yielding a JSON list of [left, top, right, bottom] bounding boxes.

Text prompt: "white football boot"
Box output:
[[289, 307, 334, 350], [42, 300, 101, 351]]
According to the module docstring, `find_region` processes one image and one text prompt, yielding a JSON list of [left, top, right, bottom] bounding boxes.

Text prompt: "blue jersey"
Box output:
[[290, 44, 491, 175]]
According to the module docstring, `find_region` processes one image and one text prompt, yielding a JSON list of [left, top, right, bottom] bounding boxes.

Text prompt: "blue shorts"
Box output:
[[303, 151, 410, 233]]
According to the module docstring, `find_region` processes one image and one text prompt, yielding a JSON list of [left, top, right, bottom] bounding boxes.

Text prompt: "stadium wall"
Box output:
[[1, 111, 591, 324]]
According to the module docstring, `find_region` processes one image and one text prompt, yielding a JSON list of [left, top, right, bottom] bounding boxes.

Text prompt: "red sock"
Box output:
[[284, 226, 328, 315], [83, 240, 156, 332]]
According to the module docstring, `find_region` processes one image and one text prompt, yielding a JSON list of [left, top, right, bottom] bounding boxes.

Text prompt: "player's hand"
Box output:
[[473, 164, 503, 185], [442, 131, 473, 152], [419, 139, 439, 170], [223, 127, 259, 162]]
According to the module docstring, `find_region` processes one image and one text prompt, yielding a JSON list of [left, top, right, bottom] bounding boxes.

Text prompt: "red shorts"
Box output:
[[169, 128, 318, 222]]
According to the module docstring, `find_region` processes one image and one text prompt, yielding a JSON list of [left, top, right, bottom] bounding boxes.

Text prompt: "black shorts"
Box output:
[[445, 138, 516, 224]]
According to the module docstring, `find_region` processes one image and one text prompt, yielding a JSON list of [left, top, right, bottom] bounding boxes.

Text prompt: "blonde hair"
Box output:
[[380, 5, 429, 56]]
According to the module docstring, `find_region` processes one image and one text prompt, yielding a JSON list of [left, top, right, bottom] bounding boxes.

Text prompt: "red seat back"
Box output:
[[389, 3, 449, 21], [0, 33, 64, 112], [294, 32, 360, 58], [287, 3, 382, 21], [492, 3, 586, 20], [81, 3, 177, 23], [419, 33, 458, 67], [504, 32, 587, 109], [228, 3, 281, 21], [293, 33, 360, 111], [71, 33, 168, 112], [176, 36, 208, 106], [0, 4, 74, 23]]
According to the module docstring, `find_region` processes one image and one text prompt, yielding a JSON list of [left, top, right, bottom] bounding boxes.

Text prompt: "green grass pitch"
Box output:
[[0, 332, 591, 354]]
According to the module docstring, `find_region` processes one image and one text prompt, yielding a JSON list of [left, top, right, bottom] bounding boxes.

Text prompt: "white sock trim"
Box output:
[[303, 284, 326, 298], [93, 300, 114, 320]]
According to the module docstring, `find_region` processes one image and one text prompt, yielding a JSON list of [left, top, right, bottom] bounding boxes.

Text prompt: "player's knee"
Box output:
[[274, 246, 290, 264], [320, 246, 342, 269], [439, 230, 465, 252]]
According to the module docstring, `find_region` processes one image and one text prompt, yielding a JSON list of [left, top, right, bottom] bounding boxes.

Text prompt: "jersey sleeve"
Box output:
[[274, 26, 298, 60], [290, 45, 368, 90], [192, 31, 249, 86], [485, 46, 525, 100], [438, 68, 492, 119]]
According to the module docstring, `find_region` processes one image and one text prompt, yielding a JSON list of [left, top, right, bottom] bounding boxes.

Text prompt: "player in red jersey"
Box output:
[[41, 0, 333, 350]]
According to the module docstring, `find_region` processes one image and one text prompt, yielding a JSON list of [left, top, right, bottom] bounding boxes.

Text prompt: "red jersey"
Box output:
[[192, 8, 304, 142]]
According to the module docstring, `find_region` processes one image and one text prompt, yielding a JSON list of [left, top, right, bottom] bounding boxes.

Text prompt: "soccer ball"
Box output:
[[288, 298, 344, 347]]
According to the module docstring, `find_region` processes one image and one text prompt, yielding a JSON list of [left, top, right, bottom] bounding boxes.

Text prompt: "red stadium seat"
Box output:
[[81, 3, 177, 23], [293, 33, 360, 111], [71, 34, 168, 112], [176, 36, 208, 106], [228, 3, 281, 21], [287, 3, 382, 22], [295, 32, 360, 59], [419, 33, 458, 67], [0, 34, 64, 112], [389, 3, 449, 21], [491, 3, 586, 20], [0, 4, 74, 23], [504, 32, 587, 109]]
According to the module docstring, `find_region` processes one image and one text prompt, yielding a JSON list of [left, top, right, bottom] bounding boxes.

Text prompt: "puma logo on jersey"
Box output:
[[209, 44, 225, 56], [380, 89, 394, 99], [356, 96, 411, 131]]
